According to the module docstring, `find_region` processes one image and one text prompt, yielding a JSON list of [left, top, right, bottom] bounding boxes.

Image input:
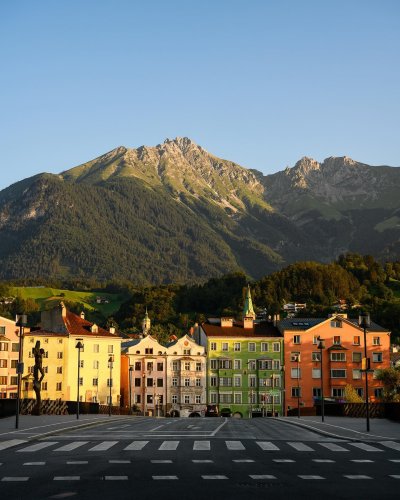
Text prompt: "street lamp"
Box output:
[[317, 337, 325, 422], [108, 356, 114, 417], [270, 374, 274, 417], [129, 366, 133, 414], [75, 340, 84, 420], [359, 312, 371, 432], [15, 314, 27, 429]]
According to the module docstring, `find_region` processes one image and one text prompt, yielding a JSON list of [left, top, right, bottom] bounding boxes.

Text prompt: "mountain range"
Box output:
[[1, 137, 399, 284]]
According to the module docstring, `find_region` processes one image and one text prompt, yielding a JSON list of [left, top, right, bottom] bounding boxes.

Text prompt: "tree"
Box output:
[[344, 384, 364, 403], [375, 368, 400, 402]]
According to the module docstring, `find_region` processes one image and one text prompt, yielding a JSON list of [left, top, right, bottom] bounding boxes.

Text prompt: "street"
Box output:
[[0, 417, 399, 499]]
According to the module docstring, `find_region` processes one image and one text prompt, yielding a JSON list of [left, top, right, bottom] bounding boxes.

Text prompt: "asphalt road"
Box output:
[[0, 417, 399, 499]]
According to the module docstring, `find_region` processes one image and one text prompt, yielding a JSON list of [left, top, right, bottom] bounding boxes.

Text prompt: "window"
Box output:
[[135, 394, 141, 404], [210, 342, 217, 351], [57, 352, 63, 359], [313, 336, 319, 345], [261, 342, 268, 352], [248, 342, 256, 352], [331, 369, 346, 378], [183, 349, 191, 355], [57, 366, 63, 374], [248, 392, 257, 404], [43, 366, 48, 374], [146, 395, 153, 404], [259, 359, 272, 370], [373, 337, 381, 346], [184, 395, 190, 404], [290, 352, 300, 362], [108, 345, 114, 354], [331, 320, 342, 328], [135, 378, 141, 387], [312, 368, 321, 378], [249, 375, 257, 387], [93, 344, 99, 353], [93, 360, 99, 369], [219, 393, 232, 403], [147, 362, 153, 372], [219, 359, 232, 369], [273, 360, 280, 370], [291, 367, 301, 378], [234, 342, 241, 351], [210, 376, 218, 387], [172, 361, 179, 371], [355, 388, 364, 397], [222, 342, 228, 352], [157, 362, 163, 371], [172, 395, 178, 404], [234, 359, 241, 369], [333, 336, 341, 345], [184, 362, 190, 371], [234, 393, 242, 404], [79, 360, 84, 368], [352, 352, 362, 363], [273, 342, 280, 352], [12, 343, 19, 352], [313, 388, 321, 398], [210, 359, 218, 370], [145, 348, 153, 354], [195, 395, 201, 404], [247, 360, 256, 370], [93, 378, 98, 386], [372, 352, 383, 363], [42, 382, 47, 390], [353, 336, 360, 345], [0, 326, 5, 335], [135, 361, 141, 370], [219, 377, 232, 387], [0, 359, 7, 368], [56, 382, 62, 391], [0, 376, 7, 384], [195, 378, 201, 387], [172, 378, 178, 386], [0, 342, 8, 351], [330, 352, 346, 362], [11, 360, 18, 368], [210, 393, 218, 404], [293, 335, 301, 344], [291, 387, 301, 397], [374, 388, 383, 399], [10, 376, 17, 384], [311, 352, 321, 362], [157, 378, 163, 387], [332, 388, 345, 398], [58, 339, 63, 344], [352, 369, 362, 380], [196, 362, 202, 371], [233, 375, 241, 387], [107, 378, 113, 387], [184, 378, 190, 387], [147, 378, 153, 387]]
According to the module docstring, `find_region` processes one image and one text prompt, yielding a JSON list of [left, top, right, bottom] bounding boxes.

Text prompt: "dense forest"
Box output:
[[1, 253, 400, 343]]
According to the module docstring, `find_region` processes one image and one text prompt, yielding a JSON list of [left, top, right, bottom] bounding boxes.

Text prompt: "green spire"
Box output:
[[243, 284, 255, 319], [142, 307, 151, 335]]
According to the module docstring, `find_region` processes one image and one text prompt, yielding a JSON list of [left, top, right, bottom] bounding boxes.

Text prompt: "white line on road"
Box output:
[[344, 475, 373, 480], [23, 462, 45, 466], [150, 425, 164, 431], [104, 476, 128, 480], [53, 476, 80, 481], [298, 475, 325, 480], [151, 460, 173, 463], [287, 442, 314, 452], [153, 476, 178, 480], [159, 441, 179, 450], [250, 475, 277, 480], [313, 459, 335, 463], [319, 442, 349, 452], [256, 441, 279, 451], [109, 460, 131, 464], [349, 443, 383, 452], [211, 418, 228, 436], [193, 441, 210, 450], [381, 441, 400, 451], [274, 459, 295, 463], [124, 441, 149, 450], [225, 441, 245, 450], [1, 477, 29, 481], [233, 459, 254, 463], [53, 441, 89, 452], [17, 442, 57, 452], [88, 441, 118, 451], [192, 460, 213, 463], [0, 439, 27, 451], [351, 459, 374, 463], [67, 461, 88, 465], [202, 475, 228, 480], [389, 475, 400, 479]]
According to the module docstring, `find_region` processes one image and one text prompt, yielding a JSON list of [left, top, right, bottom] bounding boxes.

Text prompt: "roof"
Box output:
[[201, 321, 282, 338], [121, 339, 142, 349], [64, 310, 120, 338], [279, 317, 389, 333]]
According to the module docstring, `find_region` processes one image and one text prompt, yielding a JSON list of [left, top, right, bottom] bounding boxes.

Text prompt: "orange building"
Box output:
[[280, 314, 390, 413]]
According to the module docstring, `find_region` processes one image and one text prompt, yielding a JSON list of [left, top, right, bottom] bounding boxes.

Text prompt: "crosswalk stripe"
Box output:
[[381, 441, 400, 451], [257, 441, 279, 451], [349, 443, 383, 452], [319, 443, 349, 452], [67, 461, 88, 464], [2, 477, 29, 481], [288, 442, 314, 452], [250, 475, 277, 480], [88, 441, 118, 451], [344, 475, 372, 480], [0, 439, 27, 451], [17, 442, 57, 453], [298, 475, 325, 480], [389, 475, 400, 479], [159, 441, 179, 451], [193, 441, 210, 450], [313, 459, 335, 463], [225, 441, 245, 450], [153, 475, 178, 480], [123, 441, 149, 451], [23, 462, 45, 466], [104, 476, 128, 480], [54, 476, 80, 481], [351, 459, 374, 463], [54, 442, 89, 452], [202, 475, 228, 480]]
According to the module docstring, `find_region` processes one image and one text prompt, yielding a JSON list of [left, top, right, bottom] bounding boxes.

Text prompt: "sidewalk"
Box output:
[[0, 414, 131, 441], [276, 416, 400, 441]]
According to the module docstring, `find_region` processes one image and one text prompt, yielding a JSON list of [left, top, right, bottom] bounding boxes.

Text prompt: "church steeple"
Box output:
[[142, 308, 151, 336], [243, 284, 256, 326]]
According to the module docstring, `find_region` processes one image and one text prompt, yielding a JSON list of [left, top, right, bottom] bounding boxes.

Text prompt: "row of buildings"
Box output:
[[0, 287, 391, 417]]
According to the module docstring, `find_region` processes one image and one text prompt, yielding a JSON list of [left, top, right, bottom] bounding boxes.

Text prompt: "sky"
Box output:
[[0, 0, 399, 191]]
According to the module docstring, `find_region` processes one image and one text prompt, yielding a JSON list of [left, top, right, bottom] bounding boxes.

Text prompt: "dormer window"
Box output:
[[330, 320, 342, 328], [91, 324, 98, 333]]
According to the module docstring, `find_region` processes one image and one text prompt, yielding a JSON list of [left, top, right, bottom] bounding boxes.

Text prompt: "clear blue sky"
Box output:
[[1, 0, 399, 190]]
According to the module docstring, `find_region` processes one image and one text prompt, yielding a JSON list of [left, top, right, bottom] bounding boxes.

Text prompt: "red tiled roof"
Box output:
[[63, 310, 120, 337], [201, 321, 282, 338]]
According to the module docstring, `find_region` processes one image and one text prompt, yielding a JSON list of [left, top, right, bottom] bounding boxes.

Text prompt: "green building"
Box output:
[[198, 286, 284, 418]]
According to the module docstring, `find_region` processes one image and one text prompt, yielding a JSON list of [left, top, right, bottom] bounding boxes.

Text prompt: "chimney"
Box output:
[[109, 326, 115, 334], [243, 316, 254, 329], [80, 311, 85, 320], [221, 317, 234, 327]]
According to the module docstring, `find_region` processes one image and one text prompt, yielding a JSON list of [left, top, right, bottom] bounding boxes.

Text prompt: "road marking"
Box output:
[[344, 475, 372, 480], [53, 476, 80, 481], [319, 442, 349, 452], [313, 459, 335, 463], [193, 441, 210, 450], [151, 460, 173, 463], [109, 460, 131, 464], [351, 459, 374, 463], [88, 441, 118, 451], [274, 459, 295, 463], [23, 462, 45, 466], [107, 424, 130, 430], [159, 441, 179, 450], [153, 476, 178, 480], [298, 475, 325, 480], [17, 442, 57, 452], [389, 475, 400, 479], [288, 442, 314, 452], [211, 419, 228, 436], [202, 475, 228, 480], [124, 441, 149, 450], [1, 476, 29, 481], [225, 441, 245, 450], [233, 459, 254, 463], [150, 425, 164, 431], [381, 441, 400, 451], [192, 460, 213, 463], [54, 441, 89, 452], [0, 439, 27, 451], [256, 441, 279, 451], [67, 461, 88, 465], [104, 476, 128, 480], [349, 443, 383, 452], [389, 459, 400, 463], [250, 475, 277, 480]]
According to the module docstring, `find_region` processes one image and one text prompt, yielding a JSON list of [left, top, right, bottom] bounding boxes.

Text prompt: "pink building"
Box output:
[[0, 316, 23, 399]]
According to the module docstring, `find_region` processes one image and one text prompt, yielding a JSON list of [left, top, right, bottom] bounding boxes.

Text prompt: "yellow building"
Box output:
[[23, 303, 122, 405], [0, 315, 23, 399]]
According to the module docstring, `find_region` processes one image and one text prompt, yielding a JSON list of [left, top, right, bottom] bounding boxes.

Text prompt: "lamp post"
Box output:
[[15, 314, 27, 429], [129, 366, 133, 414], [270, 374, 274, 417], [317, 337, 325, 422], [359, 312, 371, 432], [75, 340, 84, 420], [108, 356, 114, 417]]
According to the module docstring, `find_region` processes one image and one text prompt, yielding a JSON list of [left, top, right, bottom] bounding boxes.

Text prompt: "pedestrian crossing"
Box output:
[[0, 439, 399, 454]]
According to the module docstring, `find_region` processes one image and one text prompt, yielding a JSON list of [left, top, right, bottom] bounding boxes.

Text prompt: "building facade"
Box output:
[[279, 314, 390, 413], [0, 316, 21, 399]]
